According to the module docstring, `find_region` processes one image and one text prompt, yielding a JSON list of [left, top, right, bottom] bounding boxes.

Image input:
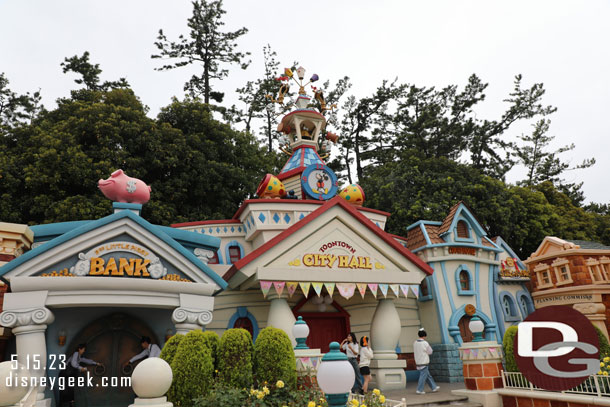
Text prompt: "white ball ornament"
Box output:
[[324, 295, 333, 305], [0, 361, 30, 407], [131, 358, 173, 399]]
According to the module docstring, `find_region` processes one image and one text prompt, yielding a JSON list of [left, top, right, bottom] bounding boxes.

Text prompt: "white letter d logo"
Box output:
[[518, 322, 577, 357]]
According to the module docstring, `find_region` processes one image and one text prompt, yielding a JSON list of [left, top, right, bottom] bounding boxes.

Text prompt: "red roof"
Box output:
[[223, 196, 433, 282], [231, 199, 390, 220]]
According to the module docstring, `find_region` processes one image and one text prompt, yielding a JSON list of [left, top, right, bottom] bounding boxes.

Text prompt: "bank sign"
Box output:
[[41, 242, 169, 279]]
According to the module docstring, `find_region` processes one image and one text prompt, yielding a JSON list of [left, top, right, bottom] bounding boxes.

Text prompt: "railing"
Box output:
[[502, 370, 610, 397], [349, 392, 406, 407]]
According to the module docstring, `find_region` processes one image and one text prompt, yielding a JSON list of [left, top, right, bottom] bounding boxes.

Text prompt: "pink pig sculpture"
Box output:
[[98, 169, 151, 204]]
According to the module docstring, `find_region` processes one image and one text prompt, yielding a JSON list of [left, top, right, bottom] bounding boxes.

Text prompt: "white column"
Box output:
[[370, 298, 401, 359], [0, 307, 54, 407], [266, 294, 296, 346], [368, 297, 406, 391], [171, 308, 212, 335]]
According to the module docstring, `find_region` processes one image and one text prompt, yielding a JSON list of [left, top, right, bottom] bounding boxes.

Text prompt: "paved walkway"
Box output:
[[382, 382, 471, 406]]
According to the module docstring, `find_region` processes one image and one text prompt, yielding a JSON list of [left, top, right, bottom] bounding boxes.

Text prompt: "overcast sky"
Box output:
[[1, 1, 608, 204]]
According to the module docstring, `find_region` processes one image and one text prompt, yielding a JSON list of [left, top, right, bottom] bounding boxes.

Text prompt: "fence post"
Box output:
[[594, 375, 602, 397], [501, 370, 506, 388]]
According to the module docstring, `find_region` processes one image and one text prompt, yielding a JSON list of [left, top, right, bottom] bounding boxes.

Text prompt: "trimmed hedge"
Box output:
[[218, 328, 253, 388], [160, 333, 184, 366], [594, 325, 610, 357], [253, 327, 296, 389], [201, 331, 220, 371], [503, 325, 519, 372], [169, 330, 214, 407]]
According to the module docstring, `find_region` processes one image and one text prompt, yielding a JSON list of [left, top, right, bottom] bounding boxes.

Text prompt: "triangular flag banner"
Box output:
[[356, 283, 367, 299], [324, 282, 335, 297], [400, 284, 410, 298], [286, 282, 299, 297], [311, 357, 319, 368], [390, 284, 400, 297], [409, 284, 420, 298], [300, 282, 311, 297], [273, 281, 285, 297], [368, 284, 378, 298], [379, 284, 389, 298], [260, 281, 273, 298], [472, 349, 478, 357], [337, 283, 356, 299], [312, 282, 324, 297], [301, 357, 310, 366]]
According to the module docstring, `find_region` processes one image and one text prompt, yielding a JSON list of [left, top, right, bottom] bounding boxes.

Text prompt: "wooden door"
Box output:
[[296, 314, 347, 353], [65, 313, 159, 407]]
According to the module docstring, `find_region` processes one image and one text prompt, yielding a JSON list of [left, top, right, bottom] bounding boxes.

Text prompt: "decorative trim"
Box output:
[[498, 291, 521, 322], [475, 263, 481, 309], [225, 241, 245, 265], [516, 289, 534, 319], [418, 275, 434, 302], [448, 305, 496, 344], [172, 307, 213, 326], [440, 262, 456, 311], [533, 263, 553, 289], [0, 307, 55, 327], [428, 265, 450, 344]]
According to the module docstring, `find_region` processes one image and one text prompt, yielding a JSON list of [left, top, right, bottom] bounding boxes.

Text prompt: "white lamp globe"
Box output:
[[0, 361, 30, 407], [131, 358, 173, 398], [324, 295, 333, 305], [469, 316, 484, 334], [317, 342, 354, 395], [292, 316, 310, 340]]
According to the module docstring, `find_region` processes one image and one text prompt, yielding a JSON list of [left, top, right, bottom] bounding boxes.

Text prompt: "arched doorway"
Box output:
[[64, 312, 159, 407], [458, 315, 486, 343]]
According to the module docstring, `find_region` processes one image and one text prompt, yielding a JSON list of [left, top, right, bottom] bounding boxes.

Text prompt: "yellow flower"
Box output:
[[257, 392, 264, 399], [373, 389, 380, 396], [308, 402, 316, 407], [599, 370, 604, 375], [605, 357, 610, 363], [250, 389, 257, 395], [601, 362, 605, 367], [276, 380, 285, 388], [351, 399, 360, 406], [263, 386, 270, 395], [379, 395, 386, 403], [605, 371, 609, 376]]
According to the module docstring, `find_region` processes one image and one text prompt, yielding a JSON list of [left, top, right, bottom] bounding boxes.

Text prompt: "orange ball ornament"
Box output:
[[339, 183, 365, 206], [256, 174, 286, 199]]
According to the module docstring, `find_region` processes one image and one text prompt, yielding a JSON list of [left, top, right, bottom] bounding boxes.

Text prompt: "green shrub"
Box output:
[[169, 330, 214, 407], [218, 328, 253, 388], [253, 327, 296, 389], [594, 325, 610, 357], [160, 334, 184, 366], [201, 331, 220, 371], [503, 325, 519, 372]]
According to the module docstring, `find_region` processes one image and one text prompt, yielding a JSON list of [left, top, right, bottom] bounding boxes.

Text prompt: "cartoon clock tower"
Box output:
[[266, 66, 340, 200]]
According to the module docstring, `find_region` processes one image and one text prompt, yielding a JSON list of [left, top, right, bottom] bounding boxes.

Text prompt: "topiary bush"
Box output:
[[160, 333, 184, 366], [503, 325, 519, 372], [201, 331, 220, 371], [594, 324, 610, 357], [218, 328, 253, 388], [253, 327, 296, 389], [169, 330, 214, 407]]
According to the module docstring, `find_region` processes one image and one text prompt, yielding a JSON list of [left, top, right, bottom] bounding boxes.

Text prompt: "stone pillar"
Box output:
[[369, 297, 406, 390], [574, 302, 608, 339], [266, 294, 296, 346], [0, 307, 54, 407], [451, 340, 503, 407], [171, 308, 212, 335], [429, 343, 463, 383]]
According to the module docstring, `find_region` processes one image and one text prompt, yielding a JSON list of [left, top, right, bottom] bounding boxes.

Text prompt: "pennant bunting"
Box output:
[[273, 281, 285, 297], [400, 284, 410, 298], [286, 282, 299, 298], [260, 281, 273, 298], [337, 283, 356, 299], [356, 283, 367, 299], [368, 283, 378, 298], [312, 282, 324, 297], [311, 357, 319, 368], [324, 282, 335, 297], [379, 283, 389, 298], [301, 357, 310, 366], [409, 284, 420, 298], [299, 282, 311, 297], [389, 284, 400, 297], [472, 349, 478, 357]]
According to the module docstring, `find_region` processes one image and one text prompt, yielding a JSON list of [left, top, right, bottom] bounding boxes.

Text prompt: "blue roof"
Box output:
[[280, 147, 324, 174], [0, 211, 227, 289], [31, 221, 93, 241]]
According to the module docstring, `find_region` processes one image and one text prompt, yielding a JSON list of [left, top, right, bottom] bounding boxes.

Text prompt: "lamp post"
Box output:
[[469, 316, 485, 342], [292, 316, 310, 350], [317, 342, 355, 407]]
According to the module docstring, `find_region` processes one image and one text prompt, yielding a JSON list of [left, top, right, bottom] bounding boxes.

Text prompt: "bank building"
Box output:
[[0, 67, 534, 407]]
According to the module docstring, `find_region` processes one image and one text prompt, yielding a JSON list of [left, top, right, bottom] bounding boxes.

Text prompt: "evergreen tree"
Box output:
[[152, 0, 250, 104]]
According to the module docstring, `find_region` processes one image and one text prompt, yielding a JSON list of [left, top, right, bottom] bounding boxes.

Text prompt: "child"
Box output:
[[413, 328, 440, 395], [359, 335, 374, 393]]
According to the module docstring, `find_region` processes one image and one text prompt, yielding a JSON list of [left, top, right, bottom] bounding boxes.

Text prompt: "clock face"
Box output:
[[301, 164, 338, 200]]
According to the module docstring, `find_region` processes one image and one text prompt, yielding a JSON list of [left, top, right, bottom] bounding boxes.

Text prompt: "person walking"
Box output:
[[358, 335, 374, 393], [413, 328, 440, 395], [341, 332, 363, 394]]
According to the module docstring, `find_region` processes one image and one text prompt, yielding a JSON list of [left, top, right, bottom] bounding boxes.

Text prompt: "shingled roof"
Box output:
[[565, 239, 610, 250]]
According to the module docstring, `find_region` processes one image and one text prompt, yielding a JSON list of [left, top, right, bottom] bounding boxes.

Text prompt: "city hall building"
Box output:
[[0, 70, 534, 406]]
